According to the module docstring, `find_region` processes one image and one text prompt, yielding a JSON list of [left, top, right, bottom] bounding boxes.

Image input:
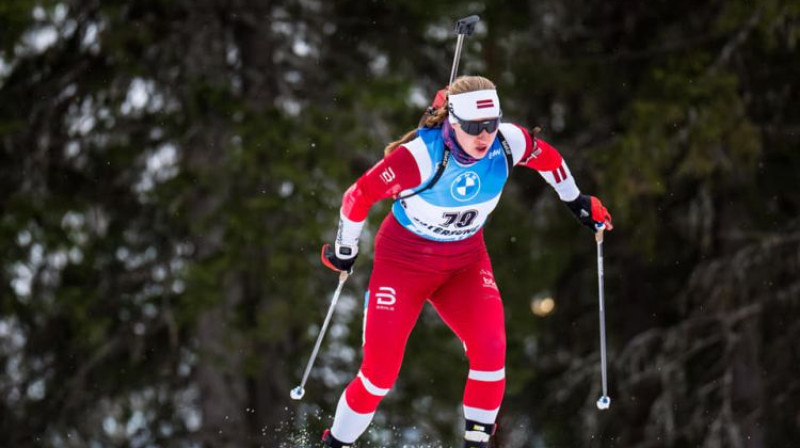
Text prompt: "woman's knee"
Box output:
[[465, 333, 506, 367], [344, 369, 396, 414]]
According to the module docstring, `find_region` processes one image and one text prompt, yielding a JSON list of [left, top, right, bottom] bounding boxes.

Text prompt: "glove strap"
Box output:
[[335, 212, 362, 260], [335, 243, 357, 260], [565, 194, 591, 219]]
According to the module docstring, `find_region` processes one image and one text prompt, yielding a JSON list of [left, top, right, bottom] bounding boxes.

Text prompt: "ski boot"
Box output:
[[463, 419, 496, 448], [321, 429, 354, 448]]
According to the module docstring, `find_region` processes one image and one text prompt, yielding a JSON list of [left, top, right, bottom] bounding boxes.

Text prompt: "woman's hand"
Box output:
[[565, 194, 613, 233], [320, 243, 357, 273]]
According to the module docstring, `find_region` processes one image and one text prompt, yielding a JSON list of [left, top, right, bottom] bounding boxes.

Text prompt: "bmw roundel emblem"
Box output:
[[451, 171, 481, 202]]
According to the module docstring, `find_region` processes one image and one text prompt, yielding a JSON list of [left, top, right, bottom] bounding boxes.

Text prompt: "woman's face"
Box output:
[[452, 119, 499, 160]]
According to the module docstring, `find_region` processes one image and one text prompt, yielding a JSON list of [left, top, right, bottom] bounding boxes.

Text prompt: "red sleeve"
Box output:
[[511, 124, 533, 165], [341, 146, 423, 222], [519, 138, 564, 172]]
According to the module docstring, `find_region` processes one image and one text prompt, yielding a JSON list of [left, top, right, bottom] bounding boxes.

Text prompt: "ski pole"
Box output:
[[595, 225, 611, 410], [290, 270, 349, 400], [449, 15, 480, 86]]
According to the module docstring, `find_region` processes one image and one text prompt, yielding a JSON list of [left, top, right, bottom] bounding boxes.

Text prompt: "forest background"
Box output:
[[2, 1, 799, 447]]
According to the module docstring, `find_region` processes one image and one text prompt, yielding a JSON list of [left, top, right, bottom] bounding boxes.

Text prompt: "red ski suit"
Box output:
[[332, 124, 578, 435]]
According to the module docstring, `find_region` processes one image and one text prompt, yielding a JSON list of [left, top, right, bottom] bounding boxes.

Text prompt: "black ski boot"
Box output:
[[463, 419, 496, 448], [321, 429, 354, 448]]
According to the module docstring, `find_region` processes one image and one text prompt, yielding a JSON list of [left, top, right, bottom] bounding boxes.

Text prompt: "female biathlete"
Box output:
[[319, 75, 613, 448]]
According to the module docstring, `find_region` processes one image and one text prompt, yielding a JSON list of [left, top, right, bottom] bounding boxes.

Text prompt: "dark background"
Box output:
[[2, 1, 799, 447]]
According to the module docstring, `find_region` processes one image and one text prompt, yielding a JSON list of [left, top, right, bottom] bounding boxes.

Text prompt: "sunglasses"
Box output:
[[449, 109, 502, 136]]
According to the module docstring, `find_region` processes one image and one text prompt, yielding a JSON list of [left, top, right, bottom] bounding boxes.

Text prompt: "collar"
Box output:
[[442, 120, 478, 165]]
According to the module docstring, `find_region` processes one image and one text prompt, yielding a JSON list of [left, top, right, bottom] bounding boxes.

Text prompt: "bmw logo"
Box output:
[[451, 171, 481, 202]]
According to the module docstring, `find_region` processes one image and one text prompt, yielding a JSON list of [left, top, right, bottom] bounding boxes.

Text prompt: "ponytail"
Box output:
[[384, 103, 449, 155]]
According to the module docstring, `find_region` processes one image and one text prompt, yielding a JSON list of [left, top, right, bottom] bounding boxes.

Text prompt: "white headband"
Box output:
[[448, 89, 501, 122]]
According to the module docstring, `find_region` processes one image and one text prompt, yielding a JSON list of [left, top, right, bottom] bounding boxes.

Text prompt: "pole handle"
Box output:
[[455, 15, 480, 35]]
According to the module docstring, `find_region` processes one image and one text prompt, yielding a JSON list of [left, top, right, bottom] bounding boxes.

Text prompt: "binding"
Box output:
[[463, 419, 497, 448], [321, 429, 354, 448]]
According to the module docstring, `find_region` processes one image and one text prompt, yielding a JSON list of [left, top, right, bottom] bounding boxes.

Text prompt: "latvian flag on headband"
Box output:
[[448, 89, 501, 121]]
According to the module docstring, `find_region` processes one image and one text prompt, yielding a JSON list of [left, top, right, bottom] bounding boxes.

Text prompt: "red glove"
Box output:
[[565, 194, 613, 232]]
